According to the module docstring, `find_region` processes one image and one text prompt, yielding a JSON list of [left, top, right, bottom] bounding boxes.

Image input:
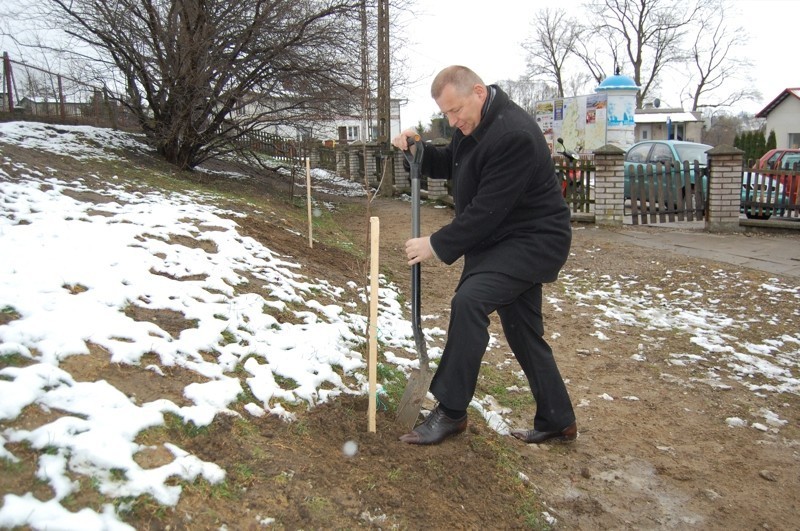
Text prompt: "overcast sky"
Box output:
[[0, 0, 794, 131], [394, 0, 797, 128]]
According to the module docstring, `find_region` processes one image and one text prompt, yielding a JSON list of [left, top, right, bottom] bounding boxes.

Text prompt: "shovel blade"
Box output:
[[396, 367, 435, 431]]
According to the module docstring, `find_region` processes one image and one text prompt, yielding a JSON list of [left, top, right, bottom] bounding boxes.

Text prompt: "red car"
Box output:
[[756, 148, 800, 170], [755, 149, 800, 205]]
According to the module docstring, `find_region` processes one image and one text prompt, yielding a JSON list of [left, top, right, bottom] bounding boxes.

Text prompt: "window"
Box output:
[[347, 126, 360, 141], [782, 154, 800, 169], [650, 143, 673, 164], [625, 143, 651, 163], [642, 130, 648, 139], [788, 133, 800, 149]]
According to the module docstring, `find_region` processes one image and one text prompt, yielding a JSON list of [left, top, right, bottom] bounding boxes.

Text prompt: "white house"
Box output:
[[634, 106, 704, 143], [756, 88, 800, 148], [237, 93, 402, 144]]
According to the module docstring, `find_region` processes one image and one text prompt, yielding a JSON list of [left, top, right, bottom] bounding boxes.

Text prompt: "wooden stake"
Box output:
[[306, 157, 313, 248], [368, 216, 379, 433]]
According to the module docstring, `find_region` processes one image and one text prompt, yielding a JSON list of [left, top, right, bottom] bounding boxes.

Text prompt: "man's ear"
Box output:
[[474, 83, 487, 102]]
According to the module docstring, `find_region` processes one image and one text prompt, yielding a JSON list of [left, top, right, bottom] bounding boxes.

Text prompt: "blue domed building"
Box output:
[[594, 72, 639, 148]]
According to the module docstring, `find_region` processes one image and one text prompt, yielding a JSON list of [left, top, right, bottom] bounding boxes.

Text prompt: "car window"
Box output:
[[626, 144, 651, 163], [650, 143, 674, 164], [767, 151, 782, 168], [781, 154, 800, 169], [674, 143, 711, 165]]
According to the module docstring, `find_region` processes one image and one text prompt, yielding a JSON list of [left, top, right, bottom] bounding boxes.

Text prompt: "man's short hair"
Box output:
[[431, 66, 485, 99]]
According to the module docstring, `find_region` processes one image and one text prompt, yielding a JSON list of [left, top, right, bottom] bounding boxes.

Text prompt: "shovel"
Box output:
[[396, 136, 434, 430]]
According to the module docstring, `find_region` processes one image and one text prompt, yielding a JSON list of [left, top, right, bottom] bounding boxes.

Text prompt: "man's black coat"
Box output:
[[423, 86, 572, 286]]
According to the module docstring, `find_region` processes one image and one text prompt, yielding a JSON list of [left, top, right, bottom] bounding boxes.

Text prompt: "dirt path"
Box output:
[[341, 195, 800, 530]]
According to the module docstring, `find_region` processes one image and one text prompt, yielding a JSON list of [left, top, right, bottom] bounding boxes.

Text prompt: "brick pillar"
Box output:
[[347, 142, 365, 185], [336, 144, 350, 180], [425, 178, 449, 200], [303, 140, 322, 168], [364, 142, 381, 188], [592, 144, 626, 226], [706, 145, 744, 232], [393, 146, 410, 191]]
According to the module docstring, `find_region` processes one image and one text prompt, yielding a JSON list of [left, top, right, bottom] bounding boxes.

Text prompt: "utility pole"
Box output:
[[376, 0, 394, 196], [360, 0, 369, 144]]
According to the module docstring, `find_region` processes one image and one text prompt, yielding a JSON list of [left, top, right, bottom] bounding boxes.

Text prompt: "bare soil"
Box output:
[[1, 141, 799, 530]]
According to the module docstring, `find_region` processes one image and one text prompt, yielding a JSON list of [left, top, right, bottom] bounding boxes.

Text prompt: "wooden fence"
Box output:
[[626, 161, 706, 225], [554, 156, 594, 214], [741, 165, 800, 220]]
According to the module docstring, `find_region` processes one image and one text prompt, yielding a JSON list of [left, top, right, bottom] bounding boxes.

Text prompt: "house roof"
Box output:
[[634, 112, 701, 124], [755, 88, 800, 118]]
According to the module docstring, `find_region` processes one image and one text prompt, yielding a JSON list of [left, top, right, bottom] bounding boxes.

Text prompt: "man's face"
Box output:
[[435, 83, 487, 136]]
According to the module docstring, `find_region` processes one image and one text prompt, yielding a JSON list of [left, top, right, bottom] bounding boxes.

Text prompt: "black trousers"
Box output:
[[430, 272, 575, 432]]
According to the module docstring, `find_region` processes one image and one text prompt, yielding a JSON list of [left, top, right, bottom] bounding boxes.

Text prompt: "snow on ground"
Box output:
[[0, 122, 799, 528], [0, 122, 425, 528], [558, 267, 800, 396]]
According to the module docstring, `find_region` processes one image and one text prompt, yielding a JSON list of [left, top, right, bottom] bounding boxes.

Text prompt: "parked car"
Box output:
[[755, 148, 800, 170], [755, 151, 800, 205], [623, 140, 712, 200], [741, 171, 790, 220]]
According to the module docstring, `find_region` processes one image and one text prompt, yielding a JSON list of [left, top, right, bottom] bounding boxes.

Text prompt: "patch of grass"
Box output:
[[0, 351, 29, 368], [376, 362, 406, 411], [163, 413, 209, 438], [114, 494, 170, 521], [231, 463, 257, 486], [62, 283, 88, 294], [1, 305, 20, 316], [0, 305, 21, 328], [518, 498, 555, 531], [273, 374, 299, 390], [220, 329, 237, 345], [0, 456, 25, 475], [289, 420, 310, 437], [273, 470, 295, 485], [387, 467, 403, 481], [477, 364, 529, 410], [468, 432, 556, 530], [236, 384, 259, 406], [110, 468, 127, 481], [301, 495, 335, 521], [185, 477, 237, 501]]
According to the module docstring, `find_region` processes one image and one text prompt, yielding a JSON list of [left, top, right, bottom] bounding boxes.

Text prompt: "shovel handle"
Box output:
[[405, 135, 428, 369], [403, 134, 423, 167]]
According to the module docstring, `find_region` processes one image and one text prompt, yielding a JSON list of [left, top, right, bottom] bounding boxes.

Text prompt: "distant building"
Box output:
[[634, 105, 704, 143], [756, 88, 800, 149], [233, 92, 402, 144], [18, 96, 91, 117]]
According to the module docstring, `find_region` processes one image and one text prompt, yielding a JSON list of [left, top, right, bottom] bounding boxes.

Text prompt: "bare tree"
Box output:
[[35, 0, 363, 170], [683, 0, 760, 112], [521, 9, 583, 98], [572, 27, 618, 87], [497, 77, 559, 115], [586, 0, 709, 107], [702, 111, 744, 146]]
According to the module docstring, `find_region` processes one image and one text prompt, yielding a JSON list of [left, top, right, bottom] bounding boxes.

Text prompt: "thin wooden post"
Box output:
[[306, 158, 313, 248], [368, 216, 379, 433], [57, 75, 66, 120], [3, 52, 14, 112]]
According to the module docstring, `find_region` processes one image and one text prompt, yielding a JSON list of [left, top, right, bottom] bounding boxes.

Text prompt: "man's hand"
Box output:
[[405, 236, 434, 265], [391, 129, 419, 153]]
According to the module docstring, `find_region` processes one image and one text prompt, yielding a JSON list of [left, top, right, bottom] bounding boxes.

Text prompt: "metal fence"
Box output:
[[1, 52, 134, 128]]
